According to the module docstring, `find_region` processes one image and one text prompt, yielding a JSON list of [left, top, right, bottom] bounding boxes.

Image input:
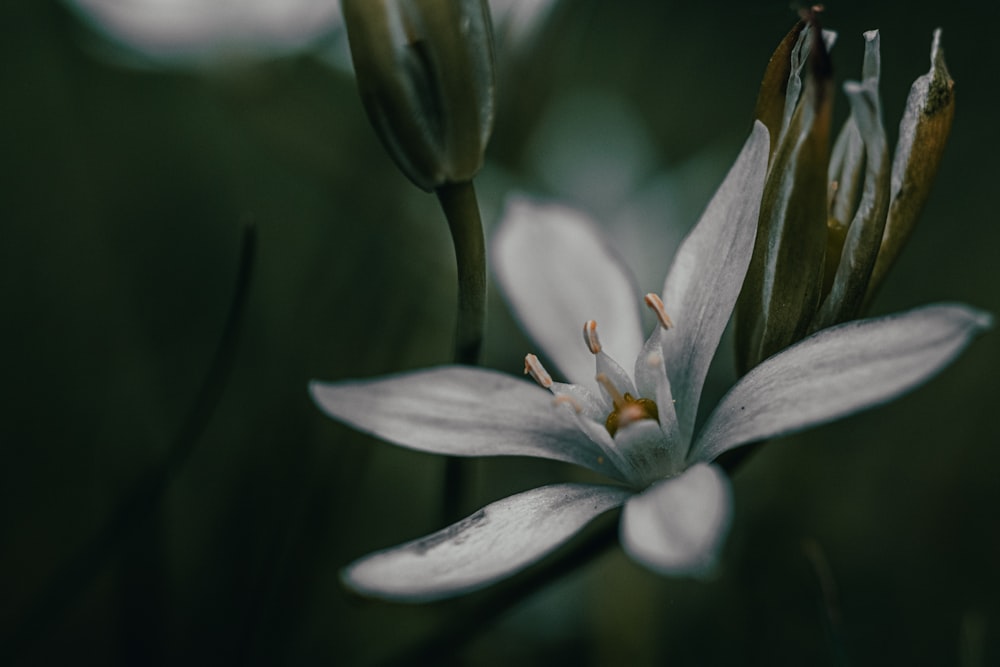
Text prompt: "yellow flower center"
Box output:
[[604, 392, 659, 437]]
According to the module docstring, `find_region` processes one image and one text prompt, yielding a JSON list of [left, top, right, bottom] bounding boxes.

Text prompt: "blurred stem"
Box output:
[[435, 180, 486, 522], [0, 225, 256, 663]]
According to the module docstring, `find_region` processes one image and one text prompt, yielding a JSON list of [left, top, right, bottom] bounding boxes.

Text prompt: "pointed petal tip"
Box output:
[[935, 302, 994, 333], [966, 306, 994, 331], [750, 118, 770, 148], [307, 378, 324, 400]]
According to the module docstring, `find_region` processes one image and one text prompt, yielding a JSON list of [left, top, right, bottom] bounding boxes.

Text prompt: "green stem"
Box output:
[[436, 180, 487, 366], [435, 181, 487, 523]]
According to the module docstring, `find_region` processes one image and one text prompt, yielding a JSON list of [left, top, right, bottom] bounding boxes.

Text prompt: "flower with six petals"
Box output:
[[311, 121, 990, 601]]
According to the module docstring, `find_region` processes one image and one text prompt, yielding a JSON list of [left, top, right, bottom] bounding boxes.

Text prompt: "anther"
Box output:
[[644, 293, 674, 329], [524, 354, 553, 388], [583, 320, 602, 354]]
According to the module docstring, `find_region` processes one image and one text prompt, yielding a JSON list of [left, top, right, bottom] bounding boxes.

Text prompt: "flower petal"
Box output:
[[492, 195, 644, 388], [692, 303, 993, 462], [343, 483, 631, 601], [620, 463, 732, 577], [310, 365, 619, 478], [660, 121, 770, 443]]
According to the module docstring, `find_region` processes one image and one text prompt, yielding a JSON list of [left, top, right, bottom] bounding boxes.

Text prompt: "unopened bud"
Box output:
[[342, 0, 496, 191], [736, 14, 833, 373], [736, 19, 955, 373], [865, 28, 955, 303]]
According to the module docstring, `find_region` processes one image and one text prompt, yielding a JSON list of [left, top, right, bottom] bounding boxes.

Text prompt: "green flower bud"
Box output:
[[736, 19, 954, 373], [866, 29, 954, 303], [736, 18, 834, 373], [342, 0, 496, 191]]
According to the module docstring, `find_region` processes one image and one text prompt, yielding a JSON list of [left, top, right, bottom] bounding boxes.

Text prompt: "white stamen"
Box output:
[[644, 293, 674, 329], [523, 354, 553, 388], [595, 372, 626, 409], [583, 320, 602, 354], [553, 394, 583, 413]]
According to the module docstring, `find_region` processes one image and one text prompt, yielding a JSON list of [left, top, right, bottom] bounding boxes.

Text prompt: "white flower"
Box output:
[[64, 0, 560, 68], [310, 121, 991, 601], [65, 0, 343, 65]]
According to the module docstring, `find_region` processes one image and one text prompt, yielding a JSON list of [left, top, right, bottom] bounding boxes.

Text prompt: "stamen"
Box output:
[[523, 353, 553, 388], [553, 394, 583, 413], [583, 320, 602, 354], [644, 293, 674, 329], [595, 372, 626, 409]]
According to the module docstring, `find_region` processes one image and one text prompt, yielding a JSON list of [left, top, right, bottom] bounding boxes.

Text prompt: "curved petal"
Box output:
[[660, 121, 770, 443], [492, 195, 644, 388], [620, 463, 732, 577], [310, 365, 620, 478], [342, 483, 631, 602], [692, 303, 993, 462]]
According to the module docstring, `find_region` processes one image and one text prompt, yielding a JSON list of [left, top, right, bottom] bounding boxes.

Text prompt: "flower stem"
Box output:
[[435, 180, 487, 523], [436, 180, 487, 366]]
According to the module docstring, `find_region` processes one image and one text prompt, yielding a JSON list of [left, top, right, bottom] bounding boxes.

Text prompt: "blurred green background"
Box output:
[[2, 1, 998, 665]]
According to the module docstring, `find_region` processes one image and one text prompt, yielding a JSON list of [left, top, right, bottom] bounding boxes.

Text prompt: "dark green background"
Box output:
[[2, 1, 998, 665]]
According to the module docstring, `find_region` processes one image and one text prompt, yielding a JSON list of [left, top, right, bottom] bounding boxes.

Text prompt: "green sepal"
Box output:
[[813, 31, 890, 329], [865, 29, 955, 303], [812, 77, 890, 330], [753, 20, 807, 159], [736, 23, 833, 373]]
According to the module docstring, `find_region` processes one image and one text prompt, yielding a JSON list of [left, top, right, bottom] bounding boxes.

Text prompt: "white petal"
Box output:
[[492, 195, 644, 388], [634, 331, 680, 446], [660, 121, 770, 442], [692, 303, 993, 462], [620, 463, 732, 577], [612, 419, 675, 488], [68, 0, 343, 64], [310, 365, 618, 478], [343, 483, 631, 601]]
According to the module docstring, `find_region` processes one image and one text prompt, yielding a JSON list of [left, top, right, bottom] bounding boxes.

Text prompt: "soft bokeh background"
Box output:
[[2, 1, 998, 665]]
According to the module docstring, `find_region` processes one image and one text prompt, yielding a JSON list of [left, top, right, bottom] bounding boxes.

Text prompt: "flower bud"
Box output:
[[342, 0, 496, 191], [865, 29, 954, 302], [736, 19, 954, 373], [736, 17, 834, 373]]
